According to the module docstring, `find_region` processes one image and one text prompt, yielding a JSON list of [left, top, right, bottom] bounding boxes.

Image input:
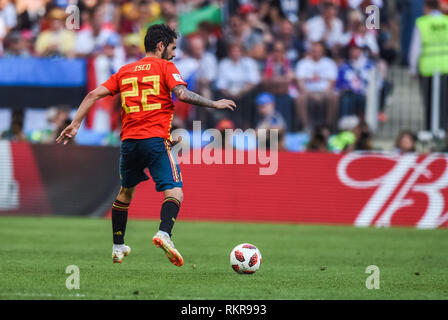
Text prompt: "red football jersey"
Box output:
[[101, 57, 187, 141]]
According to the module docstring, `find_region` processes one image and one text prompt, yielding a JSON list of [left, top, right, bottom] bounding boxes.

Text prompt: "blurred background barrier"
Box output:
[[0, 57, 87, 108], [1, 141, 447, 229], [0, 141, 119, 216]]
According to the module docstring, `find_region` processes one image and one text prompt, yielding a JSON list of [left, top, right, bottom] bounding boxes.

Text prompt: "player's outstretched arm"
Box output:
[[172, 85, 236, 111], [56, 85, 111, 145]]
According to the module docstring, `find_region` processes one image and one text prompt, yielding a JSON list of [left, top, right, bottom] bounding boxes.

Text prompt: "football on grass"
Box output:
[[230, 243, 261, 274]]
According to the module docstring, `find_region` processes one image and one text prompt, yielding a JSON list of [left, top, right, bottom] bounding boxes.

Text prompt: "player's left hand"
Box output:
[[56, 123, 79, 145], [212, 99, 237, 111]]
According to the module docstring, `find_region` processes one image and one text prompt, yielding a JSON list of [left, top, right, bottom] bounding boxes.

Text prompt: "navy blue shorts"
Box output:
[[119, 137, 183, 192]]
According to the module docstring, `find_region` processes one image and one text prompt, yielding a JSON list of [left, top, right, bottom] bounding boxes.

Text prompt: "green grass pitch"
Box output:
[[1, 216, 447, 300]]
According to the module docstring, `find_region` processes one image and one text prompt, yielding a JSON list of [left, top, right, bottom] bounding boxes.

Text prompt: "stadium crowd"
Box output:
[[1, 0, 447, 152]]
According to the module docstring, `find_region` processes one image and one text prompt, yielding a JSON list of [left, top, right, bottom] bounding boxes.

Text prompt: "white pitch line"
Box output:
[[0, 292, 207, 299], [0, 292, 86, 298]]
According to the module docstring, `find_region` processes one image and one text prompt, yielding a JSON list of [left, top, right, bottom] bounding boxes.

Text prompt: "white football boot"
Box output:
[[152, 231, 184, 267], [112, 245, 131, 264]]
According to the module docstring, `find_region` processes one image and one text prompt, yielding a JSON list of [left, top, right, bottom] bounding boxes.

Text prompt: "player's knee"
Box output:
[[172, 189, 183, 204], [118, 187, 135, 203], [164, 188, 183, 204], [177, 190, 184, 203]]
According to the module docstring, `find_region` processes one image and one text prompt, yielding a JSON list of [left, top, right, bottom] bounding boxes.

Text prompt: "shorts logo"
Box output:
[[172, 73, 183, 82]]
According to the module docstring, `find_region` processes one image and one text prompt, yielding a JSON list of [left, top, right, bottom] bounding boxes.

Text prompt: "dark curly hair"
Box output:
[[144, 24, 178, 53]]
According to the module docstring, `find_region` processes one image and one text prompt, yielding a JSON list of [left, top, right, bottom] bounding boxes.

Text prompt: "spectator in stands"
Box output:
[[75, 5, 123, 61], [176, 36, 218, 126], [178, 36, 218, 99], [14, 0, 46, 33], [353, 120, 373, 151], [159, 0, 178, 22], [138, 0, 167, 32], [409, 0, 448, 131], [255, 92, 287, 132], [94, 34, 123, 85], [2, 31, 31, 57], [329, 116, 375, 152], [274, 18, 304, 66], [118, 0, 144, 34], [307, 125, 331, 152], [341, 10, 392, 123], [223, 13, 264, 60], [255, 92, 287, 151], [35, 8, 76, 57], [28, 107, 57, 143], [336, 38, 375, 120], [19, 30, 34, 55], [394, 130, 417, 153], [339, 9, 380, 59], [239, 3, 269, 65], [295, 41, 339, 132], [29, 106, 73, 144], [216, 41, 260, 129], [259, 1, 284, 30], [1, 109, 26, 142], [123, 33, 144, 64], [328, 115, 358, 152], [196, 20, 222, 58], [122, 0, 174, 34], [243, 3, 272, 44], [261, 40, 295, 130], [88, 34, 123, 133], [99, 0, 120, 28], [0, 0, 17, 33], [305, 1, 344, 55]]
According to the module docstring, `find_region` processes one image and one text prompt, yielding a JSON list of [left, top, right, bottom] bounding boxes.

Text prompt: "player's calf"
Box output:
[[159, 196, 181, 237], [111, 199, 130, 245]]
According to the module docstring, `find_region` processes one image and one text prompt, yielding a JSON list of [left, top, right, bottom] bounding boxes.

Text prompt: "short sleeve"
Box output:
[[101, 72, 120, 95], [164, 62, 188, 91], [245, 58, 260, 84], [327, 59, 338, 80], [216, 60, 228, 90], [295, 60, 307, 79]]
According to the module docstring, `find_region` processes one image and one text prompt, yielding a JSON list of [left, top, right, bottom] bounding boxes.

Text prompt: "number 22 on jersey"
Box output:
[[121, 73, 161, 114]]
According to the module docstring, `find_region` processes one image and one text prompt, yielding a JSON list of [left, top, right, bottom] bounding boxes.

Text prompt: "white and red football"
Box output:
[[230, 243, 262, 274]]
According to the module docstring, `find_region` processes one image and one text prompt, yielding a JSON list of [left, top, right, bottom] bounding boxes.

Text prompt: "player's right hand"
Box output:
[[213, 99, 237, 111], [56, 123, 79, 145]]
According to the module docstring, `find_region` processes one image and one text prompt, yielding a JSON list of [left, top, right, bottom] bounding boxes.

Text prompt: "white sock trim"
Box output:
[[158, 230, 170, 238], [113, 244, 126, 250]]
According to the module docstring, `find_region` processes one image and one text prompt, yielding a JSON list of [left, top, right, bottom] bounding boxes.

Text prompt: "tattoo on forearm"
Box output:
[[173, 85, 214, 108]]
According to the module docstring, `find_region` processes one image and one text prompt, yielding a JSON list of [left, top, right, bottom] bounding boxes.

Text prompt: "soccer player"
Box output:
[[56, 24, 236, 266]]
